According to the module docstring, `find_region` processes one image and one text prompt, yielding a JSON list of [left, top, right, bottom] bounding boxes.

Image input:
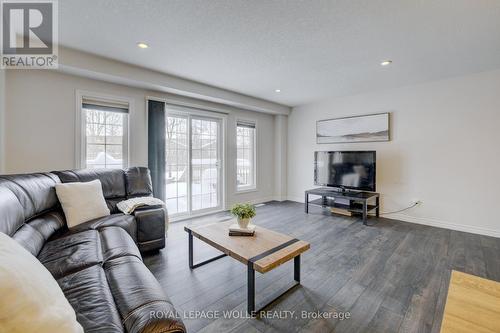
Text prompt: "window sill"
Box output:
[[236, 187, 258, 194]]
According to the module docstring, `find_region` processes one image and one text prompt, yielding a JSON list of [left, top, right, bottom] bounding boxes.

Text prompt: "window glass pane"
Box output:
[[236, 124, 255, 189], [86, 123, 105, 144], [106, 144, 123, 162], [106, 125, 123, 144], [165, 116, 189, 215], [87, 144, 105, 166], [84, 107, 127, 169], [106, 164, 123, 170], [88, 164, 106, 169], [86, 109, 106, 124], [106, 112, 124, 126]]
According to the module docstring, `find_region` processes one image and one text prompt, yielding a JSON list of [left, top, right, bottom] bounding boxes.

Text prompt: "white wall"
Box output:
[[5, 70, 276, 208], [288, 69, 500, 237], [0, 69, 5, 173], [59, 47, 290, 115]]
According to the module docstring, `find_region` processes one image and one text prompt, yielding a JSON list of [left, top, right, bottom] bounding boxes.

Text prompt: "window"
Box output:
[[236, 121, 256, 191], [81, 99, 128, 169]]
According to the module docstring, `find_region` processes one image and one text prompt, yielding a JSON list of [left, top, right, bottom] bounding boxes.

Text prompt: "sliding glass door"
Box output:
[[165, 110, 223, 218]]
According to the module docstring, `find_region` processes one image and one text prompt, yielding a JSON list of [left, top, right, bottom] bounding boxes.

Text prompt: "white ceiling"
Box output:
[[59, 0, 500, 107]]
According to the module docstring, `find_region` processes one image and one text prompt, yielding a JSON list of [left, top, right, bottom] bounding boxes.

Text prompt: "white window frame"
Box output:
[[75, 90, 132, 169], [236, 119, 257, 193]]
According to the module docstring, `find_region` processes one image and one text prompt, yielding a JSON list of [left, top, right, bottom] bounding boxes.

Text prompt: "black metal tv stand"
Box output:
[[304, 188, 380, 225]]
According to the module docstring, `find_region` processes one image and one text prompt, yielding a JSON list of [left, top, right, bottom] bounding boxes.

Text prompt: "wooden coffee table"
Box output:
[[440, 270, 500, 333], [184, 221, 310, 315]]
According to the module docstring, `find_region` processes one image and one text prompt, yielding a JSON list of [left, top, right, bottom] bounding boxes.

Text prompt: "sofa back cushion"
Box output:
[[54, 169, 126, 199], [0, 180, 25, 237], [54, 169, 126, 213], [0, 167, 153, 246], [125, 167, 153, 198], [12, 211, 66, 257], [0, 174, 61, 237], [53, 167, 153, 213]]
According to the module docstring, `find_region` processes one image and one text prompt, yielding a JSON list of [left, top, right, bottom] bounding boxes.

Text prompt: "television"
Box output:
[[314, 151, 376, 192]]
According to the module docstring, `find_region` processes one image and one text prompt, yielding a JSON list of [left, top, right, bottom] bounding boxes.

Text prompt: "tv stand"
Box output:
[[304, 188, 380, 225]]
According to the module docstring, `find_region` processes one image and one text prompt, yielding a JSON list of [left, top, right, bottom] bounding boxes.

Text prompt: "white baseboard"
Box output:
[[287, 195, 305, 203], [387, 213, 500, 238], [287, 196, 500, 238], [232, 196, 276, 206], [252, 196, 276, 204]]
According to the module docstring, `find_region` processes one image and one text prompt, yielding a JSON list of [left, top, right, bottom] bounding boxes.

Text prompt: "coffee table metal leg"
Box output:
[[294, 255, 301, 282], [188, 230, 194, 268], [304, 193, 309, 213], [247, 263, 256, 315], [187, 229, 227, 269], [247, 255, 302, 315]]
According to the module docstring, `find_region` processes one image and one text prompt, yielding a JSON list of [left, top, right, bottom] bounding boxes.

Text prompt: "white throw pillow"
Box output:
[[55, 179, 110, 228], [0, 232, 83, 333]]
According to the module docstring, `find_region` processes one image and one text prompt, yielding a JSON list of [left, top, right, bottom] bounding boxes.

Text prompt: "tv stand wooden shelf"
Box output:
[[304, 188, 380, 225]]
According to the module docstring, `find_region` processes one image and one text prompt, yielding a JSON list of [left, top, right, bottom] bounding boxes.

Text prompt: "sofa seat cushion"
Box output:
[[0, 232, 83, 333], [68, 213, 137, 242], [38, 230, 103, 279], [99, 226, 142, 262], [58, 265, 123, 333]]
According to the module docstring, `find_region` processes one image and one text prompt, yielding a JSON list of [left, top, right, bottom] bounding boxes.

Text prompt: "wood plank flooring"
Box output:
[[143, 201, 500, 333]]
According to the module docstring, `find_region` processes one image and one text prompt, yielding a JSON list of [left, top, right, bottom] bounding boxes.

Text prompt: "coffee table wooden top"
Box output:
[[440, 270, 500, 333], [185, 221, 310, 273]]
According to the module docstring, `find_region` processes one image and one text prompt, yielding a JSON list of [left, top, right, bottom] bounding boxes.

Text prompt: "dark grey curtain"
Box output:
[[148, 100, 166, 201]]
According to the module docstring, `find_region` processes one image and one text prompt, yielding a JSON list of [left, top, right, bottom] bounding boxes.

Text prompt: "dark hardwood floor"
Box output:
[[143, 201, 500, 333]]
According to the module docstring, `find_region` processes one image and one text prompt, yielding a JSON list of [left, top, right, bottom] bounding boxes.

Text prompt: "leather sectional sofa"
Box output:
[[0, 167, 186, 333]]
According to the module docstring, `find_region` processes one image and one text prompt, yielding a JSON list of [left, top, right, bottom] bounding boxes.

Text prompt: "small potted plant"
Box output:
[[230, 203, 256, 229]]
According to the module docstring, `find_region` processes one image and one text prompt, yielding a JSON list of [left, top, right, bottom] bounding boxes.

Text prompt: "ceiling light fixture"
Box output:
[[137, 42, 149, 49], [275, 89, 281, 93], [381, 60, 392, 66]]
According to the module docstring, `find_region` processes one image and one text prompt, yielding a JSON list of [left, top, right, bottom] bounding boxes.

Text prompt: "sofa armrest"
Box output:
[[133, 207, 166, 252], [127, 301, 186, 333], [104, 256, 186, 333]]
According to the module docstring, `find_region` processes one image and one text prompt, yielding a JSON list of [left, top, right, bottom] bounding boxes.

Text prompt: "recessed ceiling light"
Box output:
[[381, 60, 392, 66], [275, 89, 281, 93], [137, 42, 149, 49]]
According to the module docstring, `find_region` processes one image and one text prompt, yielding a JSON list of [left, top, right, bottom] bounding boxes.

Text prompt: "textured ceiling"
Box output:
[[59, 0, 500, 106]]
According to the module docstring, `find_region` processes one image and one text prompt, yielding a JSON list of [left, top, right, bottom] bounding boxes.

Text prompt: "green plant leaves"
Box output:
[[230, 203, 256, 219]]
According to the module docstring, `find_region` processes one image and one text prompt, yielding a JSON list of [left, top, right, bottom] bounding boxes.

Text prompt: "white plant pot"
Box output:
[[237, 217, 251, 229]]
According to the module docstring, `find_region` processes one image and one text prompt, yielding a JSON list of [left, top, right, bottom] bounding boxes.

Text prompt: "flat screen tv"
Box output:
[[314, 151, 376, 192]]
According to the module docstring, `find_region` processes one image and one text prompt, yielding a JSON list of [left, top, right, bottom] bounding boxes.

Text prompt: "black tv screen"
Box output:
[[314, 151, 376, 192]]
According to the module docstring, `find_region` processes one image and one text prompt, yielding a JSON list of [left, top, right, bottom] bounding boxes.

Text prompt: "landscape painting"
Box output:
[[316, 113, 390, 143]]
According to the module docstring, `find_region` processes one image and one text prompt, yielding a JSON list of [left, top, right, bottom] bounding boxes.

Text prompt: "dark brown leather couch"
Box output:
[[0, 167, 186, 333]]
